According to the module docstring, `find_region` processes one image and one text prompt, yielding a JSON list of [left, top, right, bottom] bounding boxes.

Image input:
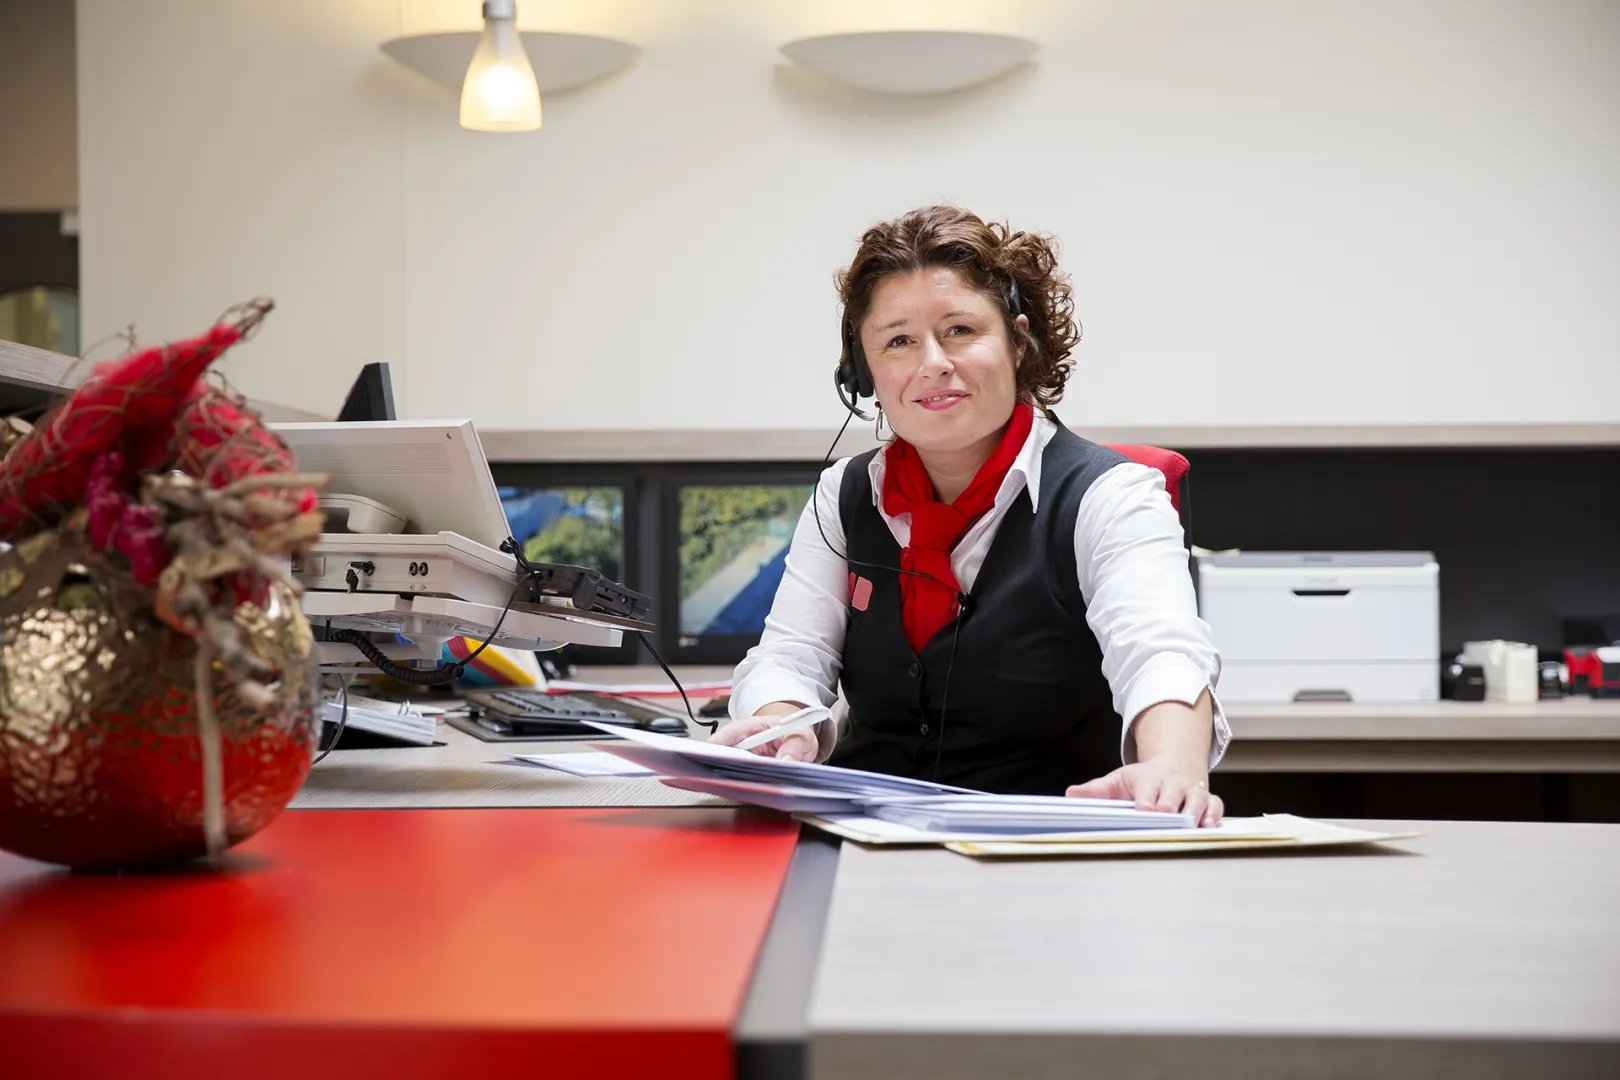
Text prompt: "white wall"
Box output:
[[77, 0, 404, 414], [78, 0, 1620, 433]]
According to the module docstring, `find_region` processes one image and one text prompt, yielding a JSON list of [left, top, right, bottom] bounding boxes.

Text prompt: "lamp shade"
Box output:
[[381, 33, 640, 96], [780, 30, 1038, 95], [459, 11, 540, 132]]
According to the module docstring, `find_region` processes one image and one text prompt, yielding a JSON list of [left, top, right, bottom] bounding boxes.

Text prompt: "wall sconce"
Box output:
[[381, 1, 639, 131], [780, 29, 1038, 95]]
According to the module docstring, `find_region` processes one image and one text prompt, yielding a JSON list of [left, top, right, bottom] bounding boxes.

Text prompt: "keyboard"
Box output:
[[462, 688, 689, 739], [480, 689, 638, 723]]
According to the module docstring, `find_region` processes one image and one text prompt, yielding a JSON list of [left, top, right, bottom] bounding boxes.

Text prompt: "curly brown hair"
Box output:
[[836, 205, 1080, 409]]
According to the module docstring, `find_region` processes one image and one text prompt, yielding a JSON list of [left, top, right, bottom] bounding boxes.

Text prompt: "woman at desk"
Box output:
[[713, 206, 1228, 824]]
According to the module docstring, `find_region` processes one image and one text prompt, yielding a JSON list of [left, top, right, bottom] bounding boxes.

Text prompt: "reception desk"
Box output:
[[0, 808, 799, 1079], [3, 669, 1619, 1078]]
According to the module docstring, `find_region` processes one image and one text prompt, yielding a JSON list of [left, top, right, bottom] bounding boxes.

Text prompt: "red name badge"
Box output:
[[848, 573, 873, 612]]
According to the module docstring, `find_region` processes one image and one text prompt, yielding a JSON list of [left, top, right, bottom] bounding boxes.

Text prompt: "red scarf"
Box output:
[[881, 402, 1035, 653]]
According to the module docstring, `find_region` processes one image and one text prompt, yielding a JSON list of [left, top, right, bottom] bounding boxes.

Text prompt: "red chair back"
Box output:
[[1104, 444, 1189, 514]]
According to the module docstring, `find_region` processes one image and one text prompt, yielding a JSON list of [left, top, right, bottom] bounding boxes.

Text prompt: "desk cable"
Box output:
[[312, 672, 350, 765], [324, 547, 714, 734], [637, 631, 711, 734]]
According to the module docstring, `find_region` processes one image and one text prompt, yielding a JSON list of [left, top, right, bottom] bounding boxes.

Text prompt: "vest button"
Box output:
[[919, 723, 931, 736], [906, 662, 921, 678]]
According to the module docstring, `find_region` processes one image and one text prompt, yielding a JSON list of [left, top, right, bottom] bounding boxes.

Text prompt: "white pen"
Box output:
[[733, 706, 830, 752]]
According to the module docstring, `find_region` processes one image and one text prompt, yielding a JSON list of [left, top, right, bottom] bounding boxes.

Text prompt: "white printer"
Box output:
[[1196, 552, 1439, 704]]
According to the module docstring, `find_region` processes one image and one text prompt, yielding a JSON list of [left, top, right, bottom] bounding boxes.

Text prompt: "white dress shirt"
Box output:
[[729, 413, 1230, 773]]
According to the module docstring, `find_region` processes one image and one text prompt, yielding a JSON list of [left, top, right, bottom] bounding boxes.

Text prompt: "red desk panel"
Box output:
[[0, 807, 799, 1079]]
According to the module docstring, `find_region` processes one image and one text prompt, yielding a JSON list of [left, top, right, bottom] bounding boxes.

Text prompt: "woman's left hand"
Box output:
[[1067, 761, 1223, 827]]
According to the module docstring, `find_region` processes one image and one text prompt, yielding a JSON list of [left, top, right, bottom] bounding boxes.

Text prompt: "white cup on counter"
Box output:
[[1463, 639, 1539, 704]]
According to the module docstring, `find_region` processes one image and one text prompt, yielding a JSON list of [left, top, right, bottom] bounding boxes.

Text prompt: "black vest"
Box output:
[[829, 425, 1129, 795]]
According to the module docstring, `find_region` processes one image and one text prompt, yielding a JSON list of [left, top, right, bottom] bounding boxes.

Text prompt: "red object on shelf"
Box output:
[[1566, 647, 1601, 694], [1580, 646, 1620, 697], [0, 807, 799, 1080]]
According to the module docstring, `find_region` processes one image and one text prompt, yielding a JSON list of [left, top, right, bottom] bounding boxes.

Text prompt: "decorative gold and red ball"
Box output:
[[0, 300, 326, 870]]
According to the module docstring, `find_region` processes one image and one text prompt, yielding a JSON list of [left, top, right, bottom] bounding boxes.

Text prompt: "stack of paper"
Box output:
[[862, 794, 1198, 833], [944, 815, 1424, 858], [582, 725, 1419, 858], [588, 725, 1200, 831], [320, 696, 436, 746], [586, 721, 978, 814], [802, 812, 1286, 846]]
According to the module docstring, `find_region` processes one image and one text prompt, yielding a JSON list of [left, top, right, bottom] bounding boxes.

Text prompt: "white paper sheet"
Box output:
[[586, 721, 982, 799], [659, 776, 866, 814], [509, 751, 656, 778], [320, 700, 435, 746], [861, 794, 1198, 832], [948, 815, 1425, 858], [801, 813, 1289, 846]]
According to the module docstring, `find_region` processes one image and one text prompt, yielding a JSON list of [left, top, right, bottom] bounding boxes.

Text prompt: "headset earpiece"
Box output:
[[839, 314, 873, 398], [834, 312, 875, 420], [1004, 279, 1029, 366]]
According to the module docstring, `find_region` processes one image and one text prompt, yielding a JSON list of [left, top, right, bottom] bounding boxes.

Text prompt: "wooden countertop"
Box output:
[[1226, 697, 1620, 739], [1219, 698, 1620, 772]]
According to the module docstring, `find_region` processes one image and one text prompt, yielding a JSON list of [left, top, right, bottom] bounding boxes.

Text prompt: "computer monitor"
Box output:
[[664, 471, 817, 664], [337, 362, 396, 422], [493, 475, 640, 663], [270, 419, 511, 548]]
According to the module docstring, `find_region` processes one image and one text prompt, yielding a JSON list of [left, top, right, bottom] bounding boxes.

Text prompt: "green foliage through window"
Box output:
[[679, 485, 812, 600], [512, 487, 623, 582]]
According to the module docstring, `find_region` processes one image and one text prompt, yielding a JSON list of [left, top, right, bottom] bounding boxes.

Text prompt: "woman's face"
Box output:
[[859, 267, 1024, 457]]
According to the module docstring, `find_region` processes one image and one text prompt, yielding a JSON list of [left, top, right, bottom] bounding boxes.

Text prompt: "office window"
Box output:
[[671, 479, 815, 659], [499, 485, 626, 582], [0, 285, 79, 356]]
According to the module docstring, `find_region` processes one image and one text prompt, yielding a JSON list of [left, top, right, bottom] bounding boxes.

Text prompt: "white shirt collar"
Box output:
[[866, 411, 1057, 514]]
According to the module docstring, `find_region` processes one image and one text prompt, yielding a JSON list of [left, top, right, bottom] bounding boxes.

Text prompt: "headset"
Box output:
[[833, 278, 1024, 423], [818, 274, 1025, 779]]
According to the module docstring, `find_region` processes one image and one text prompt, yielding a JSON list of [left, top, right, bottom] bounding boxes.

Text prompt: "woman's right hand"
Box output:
[[708, 707, 820, 762]]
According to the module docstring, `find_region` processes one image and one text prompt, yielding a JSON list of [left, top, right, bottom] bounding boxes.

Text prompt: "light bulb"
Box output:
[[459, 0, 540, 132]]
